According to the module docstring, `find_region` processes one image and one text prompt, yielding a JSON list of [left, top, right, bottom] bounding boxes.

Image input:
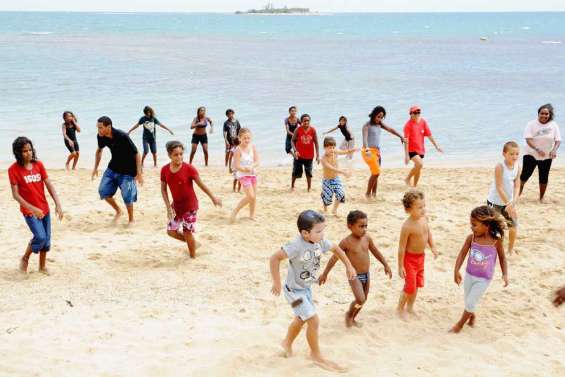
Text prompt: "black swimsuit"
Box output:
[[338, 124, 353, 141], [63, 123, 79, 152]]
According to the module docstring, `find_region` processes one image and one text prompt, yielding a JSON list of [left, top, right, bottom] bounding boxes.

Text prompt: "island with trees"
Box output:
[[236, 2, 311, 15]]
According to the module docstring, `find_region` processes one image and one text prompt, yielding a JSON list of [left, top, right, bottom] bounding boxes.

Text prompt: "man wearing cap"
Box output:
[[403, 106, 443, 187]]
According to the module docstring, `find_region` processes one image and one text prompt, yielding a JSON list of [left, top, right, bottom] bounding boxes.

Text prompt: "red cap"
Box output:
[[409, 105, 421, 114]]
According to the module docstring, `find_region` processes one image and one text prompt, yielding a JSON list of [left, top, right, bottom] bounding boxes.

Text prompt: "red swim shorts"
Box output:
[[403, 252, 425, 294]]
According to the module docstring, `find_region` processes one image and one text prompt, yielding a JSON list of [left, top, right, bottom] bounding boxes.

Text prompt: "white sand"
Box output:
[[0, 166, 564, 376]]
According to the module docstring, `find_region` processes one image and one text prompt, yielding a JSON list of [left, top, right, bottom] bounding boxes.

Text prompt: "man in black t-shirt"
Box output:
[[92, 116, 143, 225]]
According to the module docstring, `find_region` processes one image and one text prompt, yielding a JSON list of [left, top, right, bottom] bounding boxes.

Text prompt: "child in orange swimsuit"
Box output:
[[396, 190, 439, 319]]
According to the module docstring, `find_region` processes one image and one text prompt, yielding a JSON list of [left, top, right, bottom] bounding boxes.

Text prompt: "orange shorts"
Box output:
[[361, 147, 381, 175], [403, 252, 425, 294]]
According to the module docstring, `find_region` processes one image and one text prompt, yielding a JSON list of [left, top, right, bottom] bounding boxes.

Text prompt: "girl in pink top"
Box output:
[[403, 105, 442, 187], [230, 128, 260, 223], [450, 206, 508, 333]]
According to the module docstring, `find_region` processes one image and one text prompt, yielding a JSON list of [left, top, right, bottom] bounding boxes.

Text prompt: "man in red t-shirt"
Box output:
[[403, 106, 443, 187], [161, 140, 222, 258], [291, 114, 320, 192]]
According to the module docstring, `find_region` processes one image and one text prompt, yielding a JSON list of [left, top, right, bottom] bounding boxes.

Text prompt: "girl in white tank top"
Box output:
[[230, 128, 260, 223]]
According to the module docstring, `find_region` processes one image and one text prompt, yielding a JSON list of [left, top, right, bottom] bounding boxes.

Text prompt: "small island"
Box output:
[[236, 2, 311, 15]]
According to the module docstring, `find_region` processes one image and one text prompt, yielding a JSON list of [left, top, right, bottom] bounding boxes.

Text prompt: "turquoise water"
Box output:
[[1, 12, 564, 168]]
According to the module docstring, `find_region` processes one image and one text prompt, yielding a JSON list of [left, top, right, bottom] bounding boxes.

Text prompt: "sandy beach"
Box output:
[[1, 165, 564, 376]]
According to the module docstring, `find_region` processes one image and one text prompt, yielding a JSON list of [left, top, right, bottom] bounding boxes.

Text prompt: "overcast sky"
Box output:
[[3, 1, 565, 12]]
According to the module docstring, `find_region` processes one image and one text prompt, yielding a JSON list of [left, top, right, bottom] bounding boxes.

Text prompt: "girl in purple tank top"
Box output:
[[450, 206, 509, 334]]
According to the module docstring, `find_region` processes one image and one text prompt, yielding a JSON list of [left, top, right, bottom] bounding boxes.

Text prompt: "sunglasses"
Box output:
[[411, 111, 421, 115]]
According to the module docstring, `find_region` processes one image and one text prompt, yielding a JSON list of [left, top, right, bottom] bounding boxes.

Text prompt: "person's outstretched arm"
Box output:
[[368, 236, 392, 278], [158, 123, 174, 135], [128, 123, 141, 135], [194, 175, 222, 207], [453, 235, 472, 285], [323, 126, 339, 135], [318, 254, 339, 285], [334, 148, 359, 156], [330, 243, 356, 280], [270, 249, 287, 295], [321, 155, 349, 176], [496, 239, 509, 287], [381, 123, 404, 143]]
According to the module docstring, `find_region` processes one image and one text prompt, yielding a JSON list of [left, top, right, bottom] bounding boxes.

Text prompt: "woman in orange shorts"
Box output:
[[361, 106, 405, 199]]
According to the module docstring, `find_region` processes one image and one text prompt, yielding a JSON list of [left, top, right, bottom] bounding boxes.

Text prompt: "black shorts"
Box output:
[[487, 201, 517, 228], [293, 158, 313, 178], [285, 135, 292, 154], [191, 133, 208, 145], [520, 154, 552, 185], [409, 152, 424, 159], [64, 138, 79, 153]]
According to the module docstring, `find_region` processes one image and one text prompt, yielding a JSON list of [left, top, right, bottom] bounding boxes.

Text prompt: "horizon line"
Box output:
[[2, 9, 565, 14]]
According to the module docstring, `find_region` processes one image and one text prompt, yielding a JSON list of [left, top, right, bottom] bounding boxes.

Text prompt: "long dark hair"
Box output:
[[369, 106, 386, 125], [471, 206, 506, 239], [12, 136, 37, 166], [62, 111, 77, 124], [143, 105, 155, 118], [196, 106, 206, 121]]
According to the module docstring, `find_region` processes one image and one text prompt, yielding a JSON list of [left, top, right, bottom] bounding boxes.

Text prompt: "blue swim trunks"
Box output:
[[283, 284, 316, 321], [98, 168, 138, 205]]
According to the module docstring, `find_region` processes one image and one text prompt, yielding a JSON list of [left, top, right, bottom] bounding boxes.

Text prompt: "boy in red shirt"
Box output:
[[8, 137, 64, 274], [291, 114, 320, 192], [161, 141, 222, 258], [403, 106, 442, 187]]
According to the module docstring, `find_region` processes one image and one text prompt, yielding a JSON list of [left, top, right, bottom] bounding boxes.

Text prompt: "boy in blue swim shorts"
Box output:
[[270, 210, 356, 372]]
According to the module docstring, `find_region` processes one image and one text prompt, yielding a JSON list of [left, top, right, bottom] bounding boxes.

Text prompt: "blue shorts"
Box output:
[[284, 285, 316, 321], [143, 136, 157, 155], [24, 213, 51, 253], [98, 169, 138, 205]]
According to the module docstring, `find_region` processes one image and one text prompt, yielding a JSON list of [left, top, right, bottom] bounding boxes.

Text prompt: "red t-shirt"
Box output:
[[160, 162, 200, 215], [8, 161, 50, 216], [403, 118, 432, 155], [295, 126, 317, 160]]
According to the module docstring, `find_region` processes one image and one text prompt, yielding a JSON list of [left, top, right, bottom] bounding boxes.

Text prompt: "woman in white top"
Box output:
[[230, 128, 260, 223], [519, 104, 561, 202], [487, 141, 521, 254]]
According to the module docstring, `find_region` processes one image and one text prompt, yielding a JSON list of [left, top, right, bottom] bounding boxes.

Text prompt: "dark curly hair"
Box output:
[[369, 106, 386, 124], [12, 136, 37, 166], [471, 206, 506, 239]]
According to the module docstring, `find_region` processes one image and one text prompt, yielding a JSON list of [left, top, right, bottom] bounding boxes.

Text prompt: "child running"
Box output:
[[323, 116, 355, 160], [397, 190, 438, 319], [403, 105, 443, 187], [62, 111, 81, 170], [319, 210, 392, 328], [9, 137, 64, 274], [450, 206, 509, 333], [270, 210, 356, 372], [319, 136, 357, 217], [487, 141, 521, 254], [230, 128, 259, 223], [161, 141, 222, 258]]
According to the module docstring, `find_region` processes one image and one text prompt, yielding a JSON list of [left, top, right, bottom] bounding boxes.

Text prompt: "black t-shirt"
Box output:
[[138, 116, 161, 140], [223, 119, 241, 144], [97, 127, 139, 177]]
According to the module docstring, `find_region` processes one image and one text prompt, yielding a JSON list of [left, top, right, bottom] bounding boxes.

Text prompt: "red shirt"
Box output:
[[295, 126, 317, 160], [8, 161, 50, 216], [161, 162, 200, 215], [403, 118, 432, 155]]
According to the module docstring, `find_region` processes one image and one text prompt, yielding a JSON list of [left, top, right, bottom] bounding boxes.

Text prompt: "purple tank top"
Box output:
[[465, 241, 497, 280]]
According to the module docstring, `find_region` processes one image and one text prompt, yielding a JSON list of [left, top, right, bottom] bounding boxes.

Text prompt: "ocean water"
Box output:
[[1, 12, 564, 169]]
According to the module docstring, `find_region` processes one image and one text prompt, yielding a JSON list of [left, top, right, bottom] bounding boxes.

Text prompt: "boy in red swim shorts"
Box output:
[[396, 190, 439, 319]]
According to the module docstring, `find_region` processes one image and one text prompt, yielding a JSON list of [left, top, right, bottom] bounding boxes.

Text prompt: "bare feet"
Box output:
[[126, 220, 136, 228], [345, 313, 353, 328], [112, 210, 123, 225], [407, 309, 420, 319], [352, 320, 363, 328], [449, 324, 463, 334], [38, 268, 50, 276], [309, 353, 347, 373], [396, 308, 407, 321], [229, 214, 237, 224], [65, 163, 70, 171], [19, 258, 29, 273], [280, 339, 293, 358], [467, 313, 475, 328]]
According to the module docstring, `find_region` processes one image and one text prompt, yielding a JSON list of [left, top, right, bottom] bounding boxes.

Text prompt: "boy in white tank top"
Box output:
[[487, 141, 521, 254]]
